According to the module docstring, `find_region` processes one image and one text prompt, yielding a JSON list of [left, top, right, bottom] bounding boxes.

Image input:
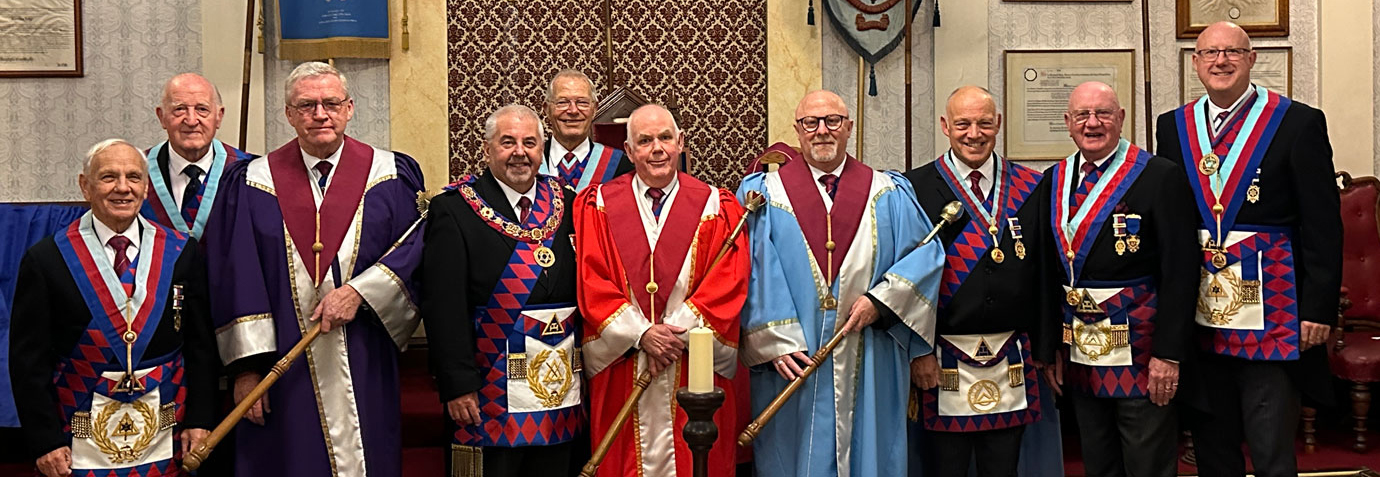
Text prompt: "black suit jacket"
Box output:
[[9, 230, 216, 460], [420, 172, 579, 402], [1036, 154, 1202, 364], [905, 160, 1057, 362], [1156, 98, 1341, 406]]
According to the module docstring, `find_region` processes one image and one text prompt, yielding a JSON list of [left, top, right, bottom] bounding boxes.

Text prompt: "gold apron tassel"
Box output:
[[907, 387, 920, 421], [451, 444, 483, 477], [1240, 280, 1262, 304], [940, 368, 960, 391], [1062, 323, 1073, 344], [1007, 364, 1024, 387]]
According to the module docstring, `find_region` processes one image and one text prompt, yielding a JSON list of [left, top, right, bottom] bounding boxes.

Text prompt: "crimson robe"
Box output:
[[574, 172, 749, 477]]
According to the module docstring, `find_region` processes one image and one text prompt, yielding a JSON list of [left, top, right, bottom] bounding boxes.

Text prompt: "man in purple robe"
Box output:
[[203, 61, 424, 477]]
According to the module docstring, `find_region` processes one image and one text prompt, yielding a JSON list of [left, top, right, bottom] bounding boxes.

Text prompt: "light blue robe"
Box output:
[[739, 167, 945, 477]]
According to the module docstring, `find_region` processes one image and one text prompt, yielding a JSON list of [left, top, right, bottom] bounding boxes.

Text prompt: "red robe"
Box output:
[[575, 172, 749, 477]]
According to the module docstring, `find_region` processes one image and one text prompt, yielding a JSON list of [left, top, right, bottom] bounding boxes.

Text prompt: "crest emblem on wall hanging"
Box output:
[[822, 0, 925, 95]]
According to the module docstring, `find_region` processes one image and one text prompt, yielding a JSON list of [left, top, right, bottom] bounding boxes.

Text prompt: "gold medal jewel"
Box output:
[[991, 247, 1005, 263], [1115, 239, 1127, 256], [822, 294, 838, 310], [1247, 182, 1261, 203], [1066, 289, 1082, 306], [1014, 241, 1027, 260], [1211, 251, 1228, 268], [533, 245, 556, 268], [1126, 235, 1141, 253], [1198, 153, 1220, 175]]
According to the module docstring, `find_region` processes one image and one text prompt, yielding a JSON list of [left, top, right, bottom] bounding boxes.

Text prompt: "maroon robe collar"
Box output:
[[602, 172, 711, 322], [268, 136, 371, 284], [779, 156, 869, 282]]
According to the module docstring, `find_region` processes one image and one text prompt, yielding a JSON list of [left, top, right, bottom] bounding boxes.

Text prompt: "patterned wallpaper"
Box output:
[[821, 7, 936, 173], [986, 0, 1319, 163], [0, 1, 201, 202], [263, 0, 390, 154], [446, 0, 768, 190]]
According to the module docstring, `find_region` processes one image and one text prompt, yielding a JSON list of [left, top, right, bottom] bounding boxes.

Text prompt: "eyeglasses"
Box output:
[[1070, 109, 1117, 125], [551, 99, 593, 111], [1196, 48, 1251, 61], [291, 98, 350, 115], [796, 114, 848, 133], [169, 104, 215, 119]]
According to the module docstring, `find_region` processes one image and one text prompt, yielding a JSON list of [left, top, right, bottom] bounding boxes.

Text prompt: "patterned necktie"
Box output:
[[558, 151, 579, 186], [819, 173, 839, 199], [646, 187, 666, 219], [314, 161, 333, 190], [967, 170, 985, 202], [1070, 160, 1101, 216], [1212, 109, 1231, 135], [109, 235, 132, 278], [516, 196, 532, 224], [181, 164, 203, 224]]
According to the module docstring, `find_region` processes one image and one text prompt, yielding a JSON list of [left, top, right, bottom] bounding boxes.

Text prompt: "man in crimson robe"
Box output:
[[574, 104, 749, 476], [202, 61, 425, 477]]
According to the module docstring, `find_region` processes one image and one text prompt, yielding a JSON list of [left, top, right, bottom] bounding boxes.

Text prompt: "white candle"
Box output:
[[688, 326, 714, 393]]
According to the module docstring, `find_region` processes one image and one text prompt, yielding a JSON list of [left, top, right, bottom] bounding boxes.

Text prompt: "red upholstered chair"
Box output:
[[1328, 171, 1380, 453]]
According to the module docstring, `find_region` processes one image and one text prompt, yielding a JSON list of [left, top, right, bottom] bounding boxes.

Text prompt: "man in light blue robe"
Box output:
[[738, 90, 945, 477]]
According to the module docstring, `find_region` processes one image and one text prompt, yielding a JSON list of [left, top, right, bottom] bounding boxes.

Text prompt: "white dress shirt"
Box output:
[[168, 147, 211, 210], [949, 152, 996, 201], [1207, 85, 1254, 136], [493, 177, 538, 221], [302, 144, 344, 207], [92, 216, 140, 268], [807, 160, 845, 211], [549, 138, 592, 168]]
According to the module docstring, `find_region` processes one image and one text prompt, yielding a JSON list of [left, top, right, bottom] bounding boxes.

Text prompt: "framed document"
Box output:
[[1176, 0, 1288, 39], [1181, 46, 1291, 102], [0, 0, 81, 77], [1002, 49, 1136, 161]]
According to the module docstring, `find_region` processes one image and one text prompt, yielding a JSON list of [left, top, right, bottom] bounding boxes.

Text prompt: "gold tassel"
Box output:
[[907, 387, 919, 421], [1008, 364, 1024, 387], [1062, 323, 1073, 344], [940, 369, 960, 391], [451, 444, 483, 477]]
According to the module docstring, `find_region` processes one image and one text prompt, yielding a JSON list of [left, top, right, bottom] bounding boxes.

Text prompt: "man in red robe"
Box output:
[[574, 104, 749, 476]]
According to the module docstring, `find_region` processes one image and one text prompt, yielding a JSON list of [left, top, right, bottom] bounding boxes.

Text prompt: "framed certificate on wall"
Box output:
[[1180, 46, 1291, 103], [1002, 49, 1136, 161], [1176, 0, 1288, 39], [0, 0, 82, 77]]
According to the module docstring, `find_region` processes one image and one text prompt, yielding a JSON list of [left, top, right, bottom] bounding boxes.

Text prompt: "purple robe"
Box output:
[[203, 136, 424, 477]]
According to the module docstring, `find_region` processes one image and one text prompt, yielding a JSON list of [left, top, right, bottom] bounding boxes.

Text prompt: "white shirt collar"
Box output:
[[493, 176, 538, 218], [807, 160, 845, 181], [1207, 85, 1255, 126], [92, 215, 141, 261], [169, 146, 210, 177], [302, 143, 344, 170], [550, 138, 592, 166], [632, 172, 679, 199], [948, 151, 996, 198]]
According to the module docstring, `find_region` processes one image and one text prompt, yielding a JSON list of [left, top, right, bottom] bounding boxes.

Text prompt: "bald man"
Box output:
[[903, 86, 1051, 477], [739, 90, 944, 477], [1155, 22, 1340, 477], [575, 104, 749, 477], [1039, 82, 1198, 477], [143, 73, 255, 238]]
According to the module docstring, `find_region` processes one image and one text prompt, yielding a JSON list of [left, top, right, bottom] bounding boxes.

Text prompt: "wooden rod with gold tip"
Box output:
[[738, 201, 959, 447]]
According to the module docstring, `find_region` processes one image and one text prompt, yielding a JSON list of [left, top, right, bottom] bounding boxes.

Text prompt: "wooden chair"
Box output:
[[1320, 171, 1380, 453], [591, 87, 688, 171]]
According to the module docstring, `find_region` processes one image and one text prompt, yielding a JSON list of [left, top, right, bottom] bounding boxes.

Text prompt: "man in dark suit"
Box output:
[[1041, 82, 1200, 477], [903, 85, 1050, 477], [10, 139, 216, 477], [421, 104, 584, 476], [541, 69, 633, 192], [1155, 21, 1341, 477]]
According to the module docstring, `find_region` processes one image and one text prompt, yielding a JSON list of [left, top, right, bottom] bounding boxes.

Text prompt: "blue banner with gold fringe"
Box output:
[[277, 0, 390, 60]]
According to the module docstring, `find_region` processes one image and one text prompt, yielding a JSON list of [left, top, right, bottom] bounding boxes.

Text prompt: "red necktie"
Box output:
[[109, 235, 132, 277], [516, 196, 532, 223], [646, 187, 666, 218], [819, 173, 838, 199], [314, 161, 332, 189], [967, 170, 985, 202]]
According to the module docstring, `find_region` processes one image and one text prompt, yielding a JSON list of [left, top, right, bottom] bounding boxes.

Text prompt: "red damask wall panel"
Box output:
[[448, 1, 767, 190]]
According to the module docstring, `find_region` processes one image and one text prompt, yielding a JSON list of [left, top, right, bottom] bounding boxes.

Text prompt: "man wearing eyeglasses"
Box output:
[[739, 90, 945, 477], [203, 61, 425, 477], [1040, 81, 1199, 477], [902, 86, 1052, 477], [1155, 22, 1340, 477], [541, 69, 633, 192], [142, 73, 255, 239]]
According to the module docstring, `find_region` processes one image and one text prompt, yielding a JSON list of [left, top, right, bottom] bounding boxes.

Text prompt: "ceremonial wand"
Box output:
[[580, 190, 767, 477], [738, 201, 963, 446], [183, 190, 435, 471]]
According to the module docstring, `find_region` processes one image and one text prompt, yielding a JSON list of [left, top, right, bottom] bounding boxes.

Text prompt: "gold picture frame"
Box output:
[[0, 0, 83, 77], [1176, 0, 1288, 39], [1002, 49, 1136, 161]]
